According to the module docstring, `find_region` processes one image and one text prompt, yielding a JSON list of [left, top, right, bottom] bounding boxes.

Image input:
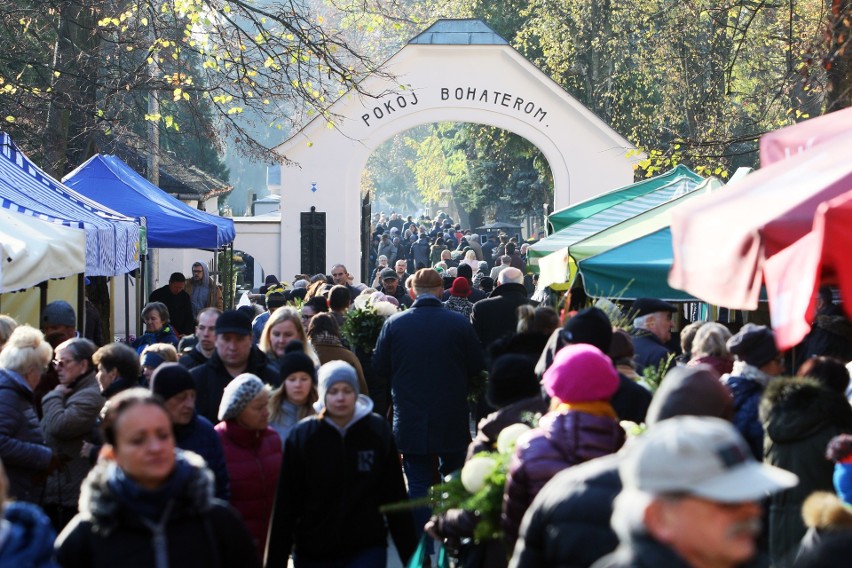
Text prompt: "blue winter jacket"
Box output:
[[725, 375, 766, 459], [0, 369, 52, 502], [174, 413, 231, 501], [0, 501, 58, 567]]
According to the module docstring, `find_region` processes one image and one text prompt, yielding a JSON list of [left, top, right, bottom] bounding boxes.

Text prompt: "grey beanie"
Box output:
[[43, 300, 76, 327], [315, 361, 359, 411], [218, 373, 265, 422]]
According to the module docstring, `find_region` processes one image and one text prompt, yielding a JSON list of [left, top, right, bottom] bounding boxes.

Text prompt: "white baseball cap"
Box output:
[[620, 416, 798, 503]]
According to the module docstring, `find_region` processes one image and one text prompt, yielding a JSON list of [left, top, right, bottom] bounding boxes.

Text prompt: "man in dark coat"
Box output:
[[179, 308, 221, 370], [471, 268, 533, 353], [628, 297, 677, 375], [372, 268, 485, 544], [190, 310, 280, 423], [149, 272, 196, 336], [411, 234, 431, 270], [152, 363, 230, 501]]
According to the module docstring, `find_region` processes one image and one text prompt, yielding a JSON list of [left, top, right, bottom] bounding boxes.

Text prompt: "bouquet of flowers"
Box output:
[[340, 293, 400, 354]]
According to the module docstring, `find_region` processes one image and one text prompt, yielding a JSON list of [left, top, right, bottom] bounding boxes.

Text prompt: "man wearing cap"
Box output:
[[149, 272, 196, 336], [722, 323, 785, 460], [511, 365, 737, 568], [190, 309, 280, 424], [179, 308, 221, 370], [151, 363, 230, 501], [629, 297, 678, 375], [373, 268, 485, 544], [377, 268, 412, 308], [593, 416, 797, 568]]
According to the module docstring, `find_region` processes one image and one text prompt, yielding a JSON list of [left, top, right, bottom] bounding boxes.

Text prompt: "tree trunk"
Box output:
[[43, 0, 100, 178], [826, 0, 852, 111]]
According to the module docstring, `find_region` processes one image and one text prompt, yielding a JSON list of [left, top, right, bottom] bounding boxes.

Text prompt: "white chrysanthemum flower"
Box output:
[[496, 423, 532, 454], [373, 300, 399, 318], [353, 294, 373, 311], [461, 455, 498, 494]]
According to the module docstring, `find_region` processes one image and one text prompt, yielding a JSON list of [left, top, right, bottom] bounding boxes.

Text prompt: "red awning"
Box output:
[[668, 130, 852, 310], [760, 107, 852, 166], [765, 190, 852, 349]]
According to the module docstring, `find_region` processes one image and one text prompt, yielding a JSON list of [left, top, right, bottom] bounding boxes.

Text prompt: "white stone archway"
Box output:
[[272, 19, 638, 281]]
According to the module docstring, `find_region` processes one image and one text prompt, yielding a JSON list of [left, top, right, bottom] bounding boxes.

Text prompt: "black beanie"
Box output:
[[151, 363, 196, 401], [456, 263, 473, 280], [278, 340, 317, 384], [727, 323, 779, 368], [562, 307, 613, 353], [487, 354, 541, 408]]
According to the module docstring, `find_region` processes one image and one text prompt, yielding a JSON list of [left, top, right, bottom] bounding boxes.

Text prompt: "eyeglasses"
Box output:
[[54, 358, 76, 368]]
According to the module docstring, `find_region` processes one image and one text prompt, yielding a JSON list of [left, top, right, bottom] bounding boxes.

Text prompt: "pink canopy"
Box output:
[[760, 107, 852, 166], [668, 130, 852, 309], [764, 190, 852, 349]]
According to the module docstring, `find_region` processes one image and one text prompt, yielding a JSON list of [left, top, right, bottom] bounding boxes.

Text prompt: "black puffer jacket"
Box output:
[[55, 451, 258, 568], [760, 378, 852, 566], [510, 453, 622, 568]]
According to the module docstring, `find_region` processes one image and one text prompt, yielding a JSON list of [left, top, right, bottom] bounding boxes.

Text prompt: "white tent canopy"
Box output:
[[0, 208, 86, 293]]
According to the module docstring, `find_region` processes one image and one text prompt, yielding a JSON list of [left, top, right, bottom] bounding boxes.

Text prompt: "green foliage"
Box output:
[[641, 353, 677, 393], [340, 302, 387, 354]]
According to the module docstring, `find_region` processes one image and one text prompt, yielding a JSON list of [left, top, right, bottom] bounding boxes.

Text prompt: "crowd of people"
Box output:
[[0, 211, 850, 568]]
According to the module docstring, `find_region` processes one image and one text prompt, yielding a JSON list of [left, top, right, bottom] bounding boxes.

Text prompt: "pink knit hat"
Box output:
[[542, 344, 619, 403]]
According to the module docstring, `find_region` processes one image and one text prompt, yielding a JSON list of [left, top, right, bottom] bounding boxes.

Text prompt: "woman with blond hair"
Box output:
[[0, 325, 55, 503], [259, 307, 319, 369]]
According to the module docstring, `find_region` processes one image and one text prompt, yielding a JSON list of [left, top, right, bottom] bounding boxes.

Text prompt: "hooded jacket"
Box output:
[[760, 378, 852, 565], [0, 368, 52, 503], [184, 262, 223, 317], [502, 409, 625, 547], [264, 396, 416, 567], [55, 451, 259, 568]]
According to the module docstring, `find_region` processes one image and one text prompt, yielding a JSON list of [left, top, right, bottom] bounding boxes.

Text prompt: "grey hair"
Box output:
[[633, 314, 652, 331], [611, 488, 654, 543], [691, 322, 732, 359]]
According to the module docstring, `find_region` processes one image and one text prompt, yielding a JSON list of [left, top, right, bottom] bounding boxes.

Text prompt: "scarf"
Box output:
[[555, 400, 618, 419], [106, 453, 193, 523]]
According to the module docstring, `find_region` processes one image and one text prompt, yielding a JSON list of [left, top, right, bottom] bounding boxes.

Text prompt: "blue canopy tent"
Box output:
[[0, 133, 139, 276], [64, 155, 235, 249]]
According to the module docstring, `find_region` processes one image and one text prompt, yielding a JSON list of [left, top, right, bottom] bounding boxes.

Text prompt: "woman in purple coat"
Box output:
[[501, 344, 625, 549]]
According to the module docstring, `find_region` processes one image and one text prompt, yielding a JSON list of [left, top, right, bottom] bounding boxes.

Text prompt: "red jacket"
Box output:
[[215, 420, 281, 558]]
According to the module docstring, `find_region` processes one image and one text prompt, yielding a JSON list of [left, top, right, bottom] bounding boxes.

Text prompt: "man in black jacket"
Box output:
[[471, 268, 533, 354], [190, 310, 279, 423], [149, 272, 196, 336]]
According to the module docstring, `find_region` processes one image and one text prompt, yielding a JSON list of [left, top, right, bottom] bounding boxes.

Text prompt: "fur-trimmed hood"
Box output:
[[802, 491, 852, 530], [78, 450, 215, 536], [760, 377, 852, 444]]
